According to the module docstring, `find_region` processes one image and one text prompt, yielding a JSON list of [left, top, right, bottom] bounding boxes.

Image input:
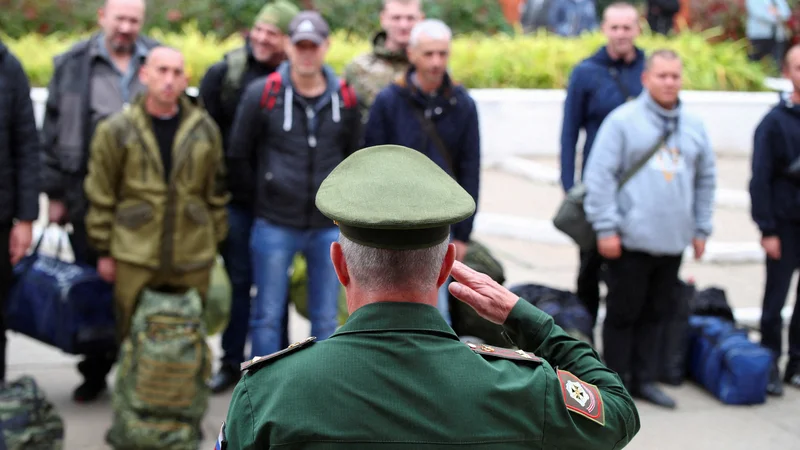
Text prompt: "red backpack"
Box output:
[[259, 71, 357, 110]]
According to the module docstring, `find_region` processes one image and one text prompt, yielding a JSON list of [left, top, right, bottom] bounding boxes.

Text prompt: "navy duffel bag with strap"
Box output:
[[6, 225, 116, 355]]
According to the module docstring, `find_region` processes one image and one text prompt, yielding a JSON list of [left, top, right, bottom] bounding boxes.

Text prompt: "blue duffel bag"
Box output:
[[688, 316, 773, 405], [6, 227, 116, 355]]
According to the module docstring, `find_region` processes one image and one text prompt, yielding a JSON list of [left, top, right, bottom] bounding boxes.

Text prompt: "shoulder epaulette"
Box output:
[[465, 342, 541, 364], [240, 337, 316, 372]]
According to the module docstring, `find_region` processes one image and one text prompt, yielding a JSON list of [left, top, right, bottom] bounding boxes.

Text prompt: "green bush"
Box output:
[[0, 0, 511, 39], [4, 24, 769, 91]]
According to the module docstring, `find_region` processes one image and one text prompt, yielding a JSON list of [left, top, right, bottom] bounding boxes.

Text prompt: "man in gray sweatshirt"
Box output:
[[584, 49, 717, 409]]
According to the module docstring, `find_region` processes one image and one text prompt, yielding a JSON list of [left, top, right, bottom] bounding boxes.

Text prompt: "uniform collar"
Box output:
[[331, 302, 459, 340]]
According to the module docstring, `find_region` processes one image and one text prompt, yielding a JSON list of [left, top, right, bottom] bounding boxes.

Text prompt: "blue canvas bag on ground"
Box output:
[[688, 316, 773, 405], [6, 226, 116, 355]]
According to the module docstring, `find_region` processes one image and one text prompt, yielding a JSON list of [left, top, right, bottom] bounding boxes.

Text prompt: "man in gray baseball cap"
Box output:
[[288, 10, 330, 45], [225, 7, 362, 364]]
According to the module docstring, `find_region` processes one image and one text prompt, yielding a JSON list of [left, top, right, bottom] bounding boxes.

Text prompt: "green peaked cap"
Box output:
[[254, 0, 300, 34], [316, 145, 477, 250]]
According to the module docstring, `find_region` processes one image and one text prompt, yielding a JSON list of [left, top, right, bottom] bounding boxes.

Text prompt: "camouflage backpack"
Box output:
[[106, 288, 212, 450], [221, 47, 248, 109], [0, 376, 64, 450]]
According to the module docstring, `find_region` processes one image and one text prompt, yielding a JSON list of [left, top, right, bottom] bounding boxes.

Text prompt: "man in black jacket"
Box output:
[[199, 0, 299, 395], [0, 41, 40, 384], [228, 11, 362, 360], [40, 0, 158, 403], [646, 0, 680, 35], [749, 43, 800, 396]]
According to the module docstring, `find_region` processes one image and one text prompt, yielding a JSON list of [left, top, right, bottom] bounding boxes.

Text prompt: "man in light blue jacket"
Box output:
[[584, 49, 717, 409], [746, 0, 792, 70]]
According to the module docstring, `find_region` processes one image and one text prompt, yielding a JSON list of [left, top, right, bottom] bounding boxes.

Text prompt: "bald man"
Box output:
[[40, 0, 159, 403], [84, 45, 227, 344]]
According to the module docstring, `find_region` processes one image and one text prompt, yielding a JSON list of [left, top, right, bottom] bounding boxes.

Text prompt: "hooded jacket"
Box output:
[[584, 91, 717, 256], [0, 41, 39, 224], [750, 92, 800, 235], [227, 61, 362, 230], [560, 46, 645, 191]]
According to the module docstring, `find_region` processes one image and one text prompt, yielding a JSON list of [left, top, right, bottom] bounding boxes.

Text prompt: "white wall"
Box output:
[[30, 82, 789, 159]]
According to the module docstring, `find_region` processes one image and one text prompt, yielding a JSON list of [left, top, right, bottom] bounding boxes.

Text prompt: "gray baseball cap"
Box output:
[[288, 11, 330, 45]]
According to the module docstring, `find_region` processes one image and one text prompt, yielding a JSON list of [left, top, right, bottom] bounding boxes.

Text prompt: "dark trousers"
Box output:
[[0, 225, 11, 382], [69, 222, 116, 383], [603, 248, 682, 386], [749, 38, 787, 71], [760, 222, 800, 371], [647, 12, 674, 35], [219, 205, 289, 370], [577, 248, 605, 327]]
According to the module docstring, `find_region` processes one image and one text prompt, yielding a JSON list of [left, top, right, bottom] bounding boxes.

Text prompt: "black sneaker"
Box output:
[[73, 379, 107, 403], [784, 372, 800, 389], [767, 364, 784, 396], [209, 365, 241, 394], [633, 383, 677, 409]]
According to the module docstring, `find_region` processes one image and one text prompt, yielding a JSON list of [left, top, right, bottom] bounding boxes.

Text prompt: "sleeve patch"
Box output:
[[214, 422, 227, 450], [557, 369, 606, 426], [240, 337, 316, 372]]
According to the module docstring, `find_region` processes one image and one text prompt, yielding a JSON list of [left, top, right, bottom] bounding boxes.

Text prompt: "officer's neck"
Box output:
[[346, 286, 439, 313]]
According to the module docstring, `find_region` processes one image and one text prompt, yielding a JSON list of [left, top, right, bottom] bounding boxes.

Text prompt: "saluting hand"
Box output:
[[448, 261, 519, 325]]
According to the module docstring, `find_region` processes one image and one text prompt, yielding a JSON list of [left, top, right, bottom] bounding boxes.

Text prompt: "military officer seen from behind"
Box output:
[[220, 145, 640, 449]]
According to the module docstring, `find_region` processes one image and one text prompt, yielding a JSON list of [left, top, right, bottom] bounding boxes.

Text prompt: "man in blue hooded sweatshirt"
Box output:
[[559, 2, 645, 327], [584, 49, 717, 409], [749, 43, 800, 397]]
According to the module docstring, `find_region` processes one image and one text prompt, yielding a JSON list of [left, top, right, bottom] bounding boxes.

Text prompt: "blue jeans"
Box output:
[[219, 205, 254, 368], [249, 219, 340, 357]]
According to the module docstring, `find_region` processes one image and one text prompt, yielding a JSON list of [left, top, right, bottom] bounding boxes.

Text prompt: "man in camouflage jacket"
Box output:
[[344, 0, 424, 121], [84, 47, 229, 340]]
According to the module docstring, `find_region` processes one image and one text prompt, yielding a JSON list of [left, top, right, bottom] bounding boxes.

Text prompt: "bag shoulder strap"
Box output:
[[338, 79, 357, 109], [402, 94, 454, 175], [618, 130, 671, 188], [259, 72, 283, 110], [222, 47, 248, 104], [608, 67, 633, 102]]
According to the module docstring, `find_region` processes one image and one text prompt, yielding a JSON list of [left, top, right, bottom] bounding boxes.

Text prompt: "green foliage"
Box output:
[[3, 23, 769, 91], [0, 0, 511, 39]]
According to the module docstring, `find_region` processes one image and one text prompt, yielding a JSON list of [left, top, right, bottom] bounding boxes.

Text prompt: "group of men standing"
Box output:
[[561, 1, 800, 409], [16, 0, 483, 407]]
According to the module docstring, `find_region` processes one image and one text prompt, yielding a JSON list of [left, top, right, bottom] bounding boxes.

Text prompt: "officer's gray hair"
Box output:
[[339, 235, 449, 293], [408, 19, 452, 48]]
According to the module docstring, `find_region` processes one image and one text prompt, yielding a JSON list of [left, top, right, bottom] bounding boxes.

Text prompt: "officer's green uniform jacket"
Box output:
[[84, 93, 229, 272], [223, 299, 640, 449]]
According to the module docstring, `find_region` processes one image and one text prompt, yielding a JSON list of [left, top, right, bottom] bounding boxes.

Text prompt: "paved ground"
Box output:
[[11, 154, 799, 449]]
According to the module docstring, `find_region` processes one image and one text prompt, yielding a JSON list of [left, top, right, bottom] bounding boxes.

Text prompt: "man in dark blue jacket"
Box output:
[[559, 1, 645, 329], [227, 11, 362, 359], [364, 18, 481, 326], [749, 43, 800, 396]]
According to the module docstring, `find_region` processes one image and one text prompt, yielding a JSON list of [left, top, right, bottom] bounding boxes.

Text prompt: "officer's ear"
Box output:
[[437, 243, 456, 288], [330, 242, 350, 287]]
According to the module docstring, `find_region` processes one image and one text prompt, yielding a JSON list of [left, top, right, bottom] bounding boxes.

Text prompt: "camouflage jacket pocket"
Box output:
[[115, 202, 154, 230]]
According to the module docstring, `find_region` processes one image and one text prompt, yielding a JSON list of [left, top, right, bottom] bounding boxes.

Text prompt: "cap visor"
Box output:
[[291, 33, 324, 45]]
